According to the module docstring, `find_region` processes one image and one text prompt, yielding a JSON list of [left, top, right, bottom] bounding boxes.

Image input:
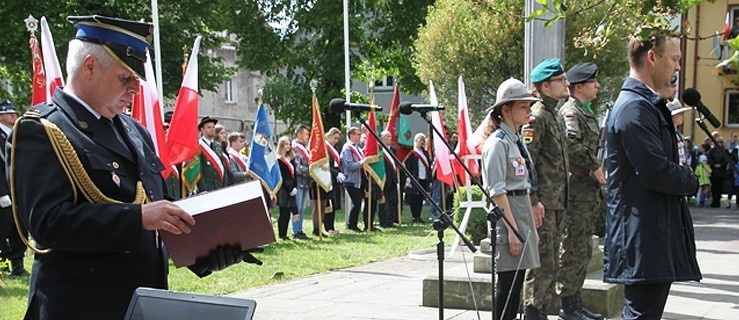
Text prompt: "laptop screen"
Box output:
[[125, 287, 256, 320]]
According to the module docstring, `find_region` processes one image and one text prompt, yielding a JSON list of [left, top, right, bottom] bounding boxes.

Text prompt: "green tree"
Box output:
[[0, 0, 238, 107]]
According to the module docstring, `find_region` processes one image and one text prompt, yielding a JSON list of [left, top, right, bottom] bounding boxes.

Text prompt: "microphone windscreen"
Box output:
[[683, 88, 701, 106], [399, 102, 414, 115], [329, 98, 347, 114]]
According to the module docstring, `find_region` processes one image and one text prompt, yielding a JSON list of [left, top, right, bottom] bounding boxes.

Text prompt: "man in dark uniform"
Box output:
[[197, 116, 230, 192], [521, 58, 571, 320], [558, 62, 605, 320], [0, 101, 29, 278], [9, 16, 260, 319], [378, 130, 398, 228]]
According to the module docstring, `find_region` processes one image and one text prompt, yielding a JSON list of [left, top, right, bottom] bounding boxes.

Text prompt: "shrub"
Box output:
[[452, 185, 490, 245]]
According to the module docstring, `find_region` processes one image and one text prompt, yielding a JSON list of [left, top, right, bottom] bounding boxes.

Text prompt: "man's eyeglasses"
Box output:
[[548, 76, 569, 84]]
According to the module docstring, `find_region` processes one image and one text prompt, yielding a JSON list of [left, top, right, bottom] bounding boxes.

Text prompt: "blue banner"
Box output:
[[247, 104, 282, 195]]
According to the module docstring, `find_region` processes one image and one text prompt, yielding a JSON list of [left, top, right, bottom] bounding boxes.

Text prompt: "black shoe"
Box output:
[[575, 292, 604, 320], [559, 295, 596, 320], [9, 259, 29, 278], [280, 236, 291, 241], [367, 227, 382, 232], [293, 232, 311, 240], [312, 230, 329, 237], [524, 305, 548, 320], [347, 227, 363, 233]]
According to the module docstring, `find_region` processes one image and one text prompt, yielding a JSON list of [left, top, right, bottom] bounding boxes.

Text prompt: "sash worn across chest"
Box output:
[[229, 149, 248, 171], [199, 139, 224, 182]]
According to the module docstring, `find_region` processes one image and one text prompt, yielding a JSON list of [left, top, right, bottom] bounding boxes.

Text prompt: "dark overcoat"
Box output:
[[604, 78, 701, 284]]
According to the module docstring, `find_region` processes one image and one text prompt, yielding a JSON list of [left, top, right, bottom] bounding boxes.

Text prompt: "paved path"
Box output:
[[232, 207, 739, 320]]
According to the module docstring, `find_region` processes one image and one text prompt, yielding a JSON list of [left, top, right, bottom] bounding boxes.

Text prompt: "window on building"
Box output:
[[371, 76, 395, 92], [724, 89, 739, 127], [225, 78, 235, 103]]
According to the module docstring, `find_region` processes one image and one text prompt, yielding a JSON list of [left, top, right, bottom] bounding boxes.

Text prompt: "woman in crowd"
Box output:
[[480, 78, 541, 320], [215, 124, 229, 151], [404, 133, 430, 224], [276, 136, 298, 240]]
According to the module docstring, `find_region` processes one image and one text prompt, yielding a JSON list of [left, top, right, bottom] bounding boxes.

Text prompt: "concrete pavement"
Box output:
[[231, 206, 739, 320]]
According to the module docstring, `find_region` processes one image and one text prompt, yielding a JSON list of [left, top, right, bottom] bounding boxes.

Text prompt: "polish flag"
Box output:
[[725, 12, 731, 41], [40, 17, 64, 103], [453, 77, 479, 184], [166, 36, 202, 166], [29, 32, 46, 106], [429, 81, 454, 186], [132, 52, 172, 179]]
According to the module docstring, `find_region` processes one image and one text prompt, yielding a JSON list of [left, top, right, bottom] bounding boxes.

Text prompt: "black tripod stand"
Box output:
[[418, 112, 526, 320], [352, 112, 477, 320]]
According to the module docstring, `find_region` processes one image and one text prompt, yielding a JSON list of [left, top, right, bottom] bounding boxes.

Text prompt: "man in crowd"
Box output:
[[227, 132, 251, 184], [197, 116, 230, 192], [605, 30, 701, 319], [521, 58, 571, 320], [292, 124, 311, 240], [378, 130, 398, 228], [0, 101, 28, 278], [558, 62, 605, 320], [9, 15, 260, 319], [342, 127, 365, 232]]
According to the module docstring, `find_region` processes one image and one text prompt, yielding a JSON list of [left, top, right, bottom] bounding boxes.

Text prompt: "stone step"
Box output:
[[474, 237, 603, 274]]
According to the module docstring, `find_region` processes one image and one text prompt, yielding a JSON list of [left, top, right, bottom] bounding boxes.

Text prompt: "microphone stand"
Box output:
[[694, 117, 739, 176], [418, 112, 525, 320], [352, 112, 477, 320]]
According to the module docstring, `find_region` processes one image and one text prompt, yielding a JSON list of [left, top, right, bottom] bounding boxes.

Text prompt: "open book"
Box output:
[[161, 180, 276, 268]]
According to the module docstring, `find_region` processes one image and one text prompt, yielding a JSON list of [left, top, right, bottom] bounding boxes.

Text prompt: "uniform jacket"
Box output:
[[341, 142, 364, 189], [227, 148, 251, 184], [383, 146, 398, 193], [276, 157, 297, 208], [521, 95, 570, 210], [604, 77, 701, 284], [0, 127, 11, 198], [197, 139, 230, 192], [403, 148, 431, 195], [12, 89, 168, 319]]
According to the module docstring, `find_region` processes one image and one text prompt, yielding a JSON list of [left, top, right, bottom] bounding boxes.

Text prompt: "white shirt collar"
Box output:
[[65, 91, 102, 120]]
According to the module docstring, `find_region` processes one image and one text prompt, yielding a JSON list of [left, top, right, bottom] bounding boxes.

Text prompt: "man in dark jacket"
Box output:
[[605, 31, 701, 320]]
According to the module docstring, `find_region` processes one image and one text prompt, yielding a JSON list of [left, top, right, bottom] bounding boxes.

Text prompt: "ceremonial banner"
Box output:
[[40, 17, 64, 103], [428, 81, 454, 186], [453, 76, 480, 184], [29, 31, 46, 106], [132, 52, 172, 178], [248, 104, 282, 195], [385, 84, 411, 162], [166, 36, 201, 166], [308, 95, 332, 192], [364, 111, 386, 188]]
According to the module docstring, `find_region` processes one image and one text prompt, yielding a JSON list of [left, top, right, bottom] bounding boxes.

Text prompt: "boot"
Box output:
[[575, 292, 604, 320], [559, 295, 591, 320], [524, 305, 548, 320], [9, 258, 30, 278]]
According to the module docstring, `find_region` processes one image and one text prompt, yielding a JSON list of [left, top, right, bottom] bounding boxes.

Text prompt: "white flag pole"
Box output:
[[151, 0, 164, 102]]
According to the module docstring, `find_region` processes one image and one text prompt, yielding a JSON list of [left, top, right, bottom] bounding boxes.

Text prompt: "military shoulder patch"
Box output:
[[564, 112, 575, 118], [522, 128, 534, 144], [565, 116, 579, 137]]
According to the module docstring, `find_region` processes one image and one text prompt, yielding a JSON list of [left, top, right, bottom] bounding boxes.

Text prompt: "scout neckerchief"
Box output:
[[412, 148, 430, 174], [326, 140, 340, 170], [199, 139, 224, 182], [228, 148, 248, 171], [279, 156, 294, 179]]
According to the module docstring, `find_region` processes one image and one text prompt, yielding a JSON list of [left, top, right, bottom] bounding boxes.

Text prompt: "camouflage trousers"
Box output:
[[523, 208, 564, 309], [558, 177, 601, 297]]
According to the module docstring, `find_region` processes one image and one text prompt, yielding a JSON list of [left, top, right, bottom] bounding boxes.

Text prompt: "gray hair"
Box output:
[[66, 39, 115, 80]]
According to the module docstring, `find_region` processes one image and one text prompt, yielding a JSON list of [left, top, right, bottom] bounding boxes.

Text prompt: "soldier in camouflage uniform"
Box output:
[[557, 63, 606, 320], [521, 58, 570, 320]]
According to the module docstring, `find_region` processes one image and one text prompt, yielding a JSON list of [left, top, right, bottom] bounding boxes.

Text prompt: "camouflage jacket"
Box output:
[[521, 95, 569, 210], [560, 97, 600, 179]]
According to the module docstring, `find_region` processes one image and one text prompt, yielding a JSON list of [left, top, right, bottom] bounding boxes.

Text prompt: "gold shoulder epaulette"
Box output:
[[23, 109, 41, 119]]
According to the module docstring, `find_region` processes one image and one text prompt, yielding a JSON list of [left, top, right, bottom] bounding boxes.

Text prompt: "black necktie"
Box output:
[[101, 117, 129, 153], [516, 139, 536, 193]]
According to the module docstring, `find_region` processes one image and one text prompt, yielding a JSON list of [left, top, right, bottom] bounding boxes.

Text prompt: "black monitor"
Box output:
[[125, 287, 256, 320]]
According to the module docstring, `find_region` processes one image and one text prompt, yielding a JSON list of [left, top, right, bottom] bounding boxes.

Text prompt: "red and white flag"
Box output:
[[453, 76, 479, 184], [308, 94, 332, 192], [40, 17, 64, 103], [166, 36, 202, 166], [29, 32, 46, 106], [131, 52, 172, 179], [429, 81, 454, 186], [725, 12, 732, 41]]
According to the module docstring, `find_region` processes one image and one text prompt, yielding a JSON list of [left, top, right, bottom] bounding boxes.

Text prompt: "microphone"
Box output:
[[399, 102, 445, 115], [683, 88, 721, 128], [329, 98, 382, 113]]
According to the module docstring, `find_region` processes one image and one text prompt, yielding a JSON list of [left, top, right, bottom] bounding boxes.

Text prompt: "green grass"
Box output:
[[1, 206, 455, 319]]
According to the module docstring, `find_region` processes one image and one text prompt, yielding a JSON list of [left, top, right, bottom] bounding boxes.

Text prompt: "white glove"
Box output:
[[0, 195, 10, 208], [337, 173, 346, 183], [405, 178, 411, 188], [289, 188, 298, 196]]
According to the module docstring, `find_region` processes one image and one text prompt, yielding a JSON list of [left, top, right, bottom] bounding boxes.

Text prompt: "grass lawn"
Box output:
[[1, 205, 458, 319]]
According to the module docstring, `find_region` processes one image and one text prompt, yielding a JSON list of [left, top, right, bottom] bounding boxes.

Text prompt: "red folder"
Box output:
[[161, 180, 276, 268]]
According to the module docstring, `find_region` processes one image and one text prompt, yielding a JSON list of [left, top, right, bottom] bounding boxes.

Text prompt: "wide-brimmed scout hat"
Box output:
[[486, 78, 541, 113], [667, 98, 693, 116]]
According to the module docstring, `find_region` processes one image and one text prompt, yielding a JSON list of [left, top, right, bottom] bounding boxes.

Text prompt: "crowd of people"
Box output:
[[0, 14, 707, 320]]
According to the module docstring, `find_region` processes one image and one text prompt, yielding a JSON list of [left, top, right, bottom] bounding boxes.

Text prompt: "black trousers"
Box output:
[[622, 282, 672, 320], [346, 186, 363, 229], [0, 207, 27, 260], [496, 270, 526, 320], [710, 175, 724, 207], [378, 185, 398, 227], [277, 206, 296, 239]]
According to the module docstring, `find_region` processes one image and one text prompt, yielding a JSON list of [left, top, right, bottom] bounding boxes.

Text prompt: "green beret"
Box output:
[[530, 58, 565, 84]]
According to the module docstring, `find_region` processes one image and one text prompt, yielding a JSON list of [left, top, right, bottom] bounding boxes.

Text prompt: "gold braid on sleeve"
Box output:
[[10, 114, 150, 254]]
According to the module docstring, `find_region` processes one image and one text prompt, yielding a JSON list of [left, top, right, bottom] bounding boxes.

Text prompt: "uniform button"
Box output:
[[123, 250, 131, 255], [112, 162, 120, 169]]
